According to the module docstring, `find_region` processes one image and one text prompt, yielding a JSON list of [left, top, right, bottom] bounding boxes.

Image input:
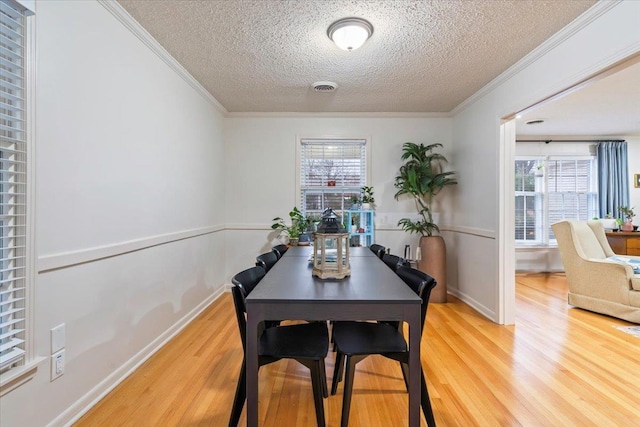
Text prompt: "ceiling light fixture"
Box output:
[[327, 17, 373, 51]]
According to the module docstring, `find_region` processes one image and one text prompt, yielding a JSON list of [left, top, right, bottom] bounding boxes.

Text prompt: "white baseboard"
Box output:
[[447, 289, 497, 323], [50, 285, 227, 427]]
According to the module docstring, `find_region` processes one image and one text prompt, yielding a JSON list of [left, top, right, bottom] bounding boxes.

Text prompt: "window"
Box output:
[[515, 156, 597, 245], [299, 138, 367, 218], [0, 0, 30, 376]]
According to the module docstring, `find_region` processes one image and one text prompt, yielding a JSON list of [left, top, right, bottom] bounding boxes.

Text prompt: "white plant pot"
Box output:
[[361, 203, 370, 210]]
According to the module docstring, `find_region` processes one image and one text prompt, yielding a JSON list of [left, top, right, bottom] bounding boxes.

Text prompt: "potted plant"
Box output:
[[360, 186, 375, 210], [394, 142, 457, 303], [618, 206, 635, 231], [272, 207, 311, 246], [349, 195, 361, 210]]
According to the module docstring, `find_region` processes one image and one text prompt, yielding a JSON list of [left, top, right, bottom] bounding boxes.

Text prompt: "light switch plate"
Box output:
[[51, 323, 65, 354]]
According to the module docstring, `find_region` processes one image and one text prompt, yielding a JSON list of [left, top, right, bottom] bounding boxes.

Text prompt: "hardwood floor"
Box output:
[[75, 273, 640, 426]]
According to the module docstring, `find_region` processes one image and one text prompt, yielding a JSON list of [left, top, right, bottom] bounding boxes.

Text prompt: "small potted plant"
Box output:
[[272, 207, 311, 246], [618, 206, 635, 231], [349, 195, 361, 210], [360, 186, 375, 210]]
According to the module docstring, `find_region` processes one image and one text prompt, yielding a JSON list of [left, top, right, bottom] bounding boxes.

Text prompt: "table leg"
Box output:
[[408, 307, 421, 427], [247, 308, 260, 427]]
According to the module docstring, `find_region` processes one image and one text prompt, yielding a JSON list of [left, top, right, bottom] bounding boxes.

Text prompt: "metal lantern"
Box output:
[[312, 208, 351, 279]]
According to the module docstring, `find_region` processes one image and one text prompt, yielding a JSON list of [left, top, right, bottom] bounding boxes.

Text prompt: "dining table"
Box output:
[[245, 246, 423, 426]]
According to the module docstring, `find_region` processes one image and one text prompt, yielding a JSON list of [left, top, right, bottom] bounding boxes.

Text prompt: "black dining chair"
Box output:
[[381, 253, 411, 271], [330, 266, 437, 427], [229, 266, 330, 427], [255, 251, 278, 272], [272, 244, 288, 259], [369, 244, 386, 259]]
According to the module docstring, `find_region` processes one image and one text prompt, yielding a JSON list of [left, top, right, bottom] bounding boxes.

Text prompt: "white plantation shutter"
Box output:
[[0, 0, 28, 372], [300, 139, 366, 216]]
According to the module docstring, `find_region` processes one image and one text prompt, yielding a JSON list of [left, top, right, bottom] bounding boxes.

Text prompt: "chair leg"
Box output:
[[309, 361, 327, 427], [400, 361, 409, 390], [421, 369, 436, 427], [331, 350, 345, 395], [340, 355, 365, 427], [228, 359, 246, 427], [320, 358, 329, 398]]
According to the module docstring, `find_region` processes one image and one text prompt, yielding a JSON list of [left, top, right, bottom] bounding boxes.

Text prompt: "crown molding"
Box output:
[[97, 0, 227, 114], [226, 111, 451, 119], [450, 0, 622, 116]]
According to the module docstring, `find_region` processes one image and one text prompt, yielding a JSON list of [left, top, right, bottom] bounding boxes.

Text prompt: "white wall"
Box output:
[[2, 2, 227, 426], [223, 116, 453, 281], [450, 1, 640, 320]]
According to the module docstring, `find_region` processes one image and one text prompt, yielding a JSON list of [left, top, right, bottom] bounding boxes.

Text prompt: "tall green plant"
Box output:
[[394, 142, 457, 236]]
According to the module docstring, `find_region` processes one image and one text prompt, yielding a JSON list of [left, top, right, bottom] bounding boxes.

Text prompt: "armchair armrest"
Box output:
[[566, 257, 634, 304]]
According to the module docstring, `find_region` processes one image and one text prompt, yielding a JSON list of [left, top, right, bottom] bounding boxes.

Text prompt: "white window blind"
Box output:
[[546, 159, 598, 242], [515, 156, 597, 246], [0, 0, 27, 372], [300, 138, 366, 217]]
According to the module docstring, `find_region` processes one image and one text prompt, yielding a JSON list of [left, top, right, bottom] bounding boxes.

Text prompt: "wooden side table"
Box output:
[[606, 231, 640, 255]]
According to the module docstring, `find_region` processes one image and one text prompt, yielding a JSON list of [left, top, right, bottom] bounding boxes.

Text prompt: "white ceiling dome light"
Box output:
[[327, 17, 373, 51]]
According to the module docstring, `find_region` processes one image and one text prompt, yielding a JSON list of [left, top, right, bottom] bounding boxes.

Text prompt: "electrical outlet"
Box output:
[[51, 323, 65, 354], [50, 349, 65, 381]]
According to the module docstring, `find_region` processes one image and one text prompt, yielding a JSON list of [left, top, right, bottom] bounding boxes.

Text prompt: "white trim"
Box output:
[[450, 1, 622, 116], [24, 6, 38, 383], [446, 288, 497, 322], [498, 120, 516, 325], [97, 0, 227, 114], [227, 112, 450, 118], [49, 286, 226, 427], [37, 225, 224, 273], [440, 225, 496, 239], [224, 223, 496, 239], [226, 223, 272, 231], [0, 357, 44, 396]]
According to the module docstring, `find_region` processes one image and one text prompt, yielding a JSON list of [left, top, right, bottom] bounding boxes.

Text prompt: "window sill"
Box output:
[[0, 357, 45, 397], [516, 244, 558, 250]]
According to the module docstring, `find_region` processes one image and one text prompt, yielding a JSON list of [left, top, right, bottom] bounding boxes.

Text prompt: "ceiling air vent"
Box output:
[[312, 81, 338, 92], [525, 119, 545, 125]]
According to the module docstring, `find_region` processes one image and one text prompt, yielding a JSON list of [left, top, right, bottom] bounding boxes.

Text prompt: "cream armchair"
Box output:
[[552, 220, 640, 323]]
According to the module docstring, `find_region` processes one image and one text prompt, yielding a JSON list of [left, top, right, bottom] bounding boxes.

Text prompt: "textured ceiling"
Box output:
[[117, 0, 596, 113]]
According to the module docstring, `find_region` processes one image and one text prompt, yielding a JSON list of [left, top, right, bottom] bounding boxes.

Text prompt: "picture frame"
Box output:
[[635, 174, 640, 188]]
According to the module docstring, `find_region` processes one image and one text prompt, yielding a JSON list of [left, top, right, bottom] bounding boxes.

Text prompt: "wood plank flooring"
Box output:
[[75, 273, 640, 426]]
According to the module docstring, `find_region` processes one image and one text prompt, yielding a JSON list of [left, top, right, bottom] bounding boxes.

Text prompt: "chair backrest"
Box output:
[[382, 253, 410, 271], [396, 266, 437, 331], [369, 244, 386, 259], [552, 220, 612, 262], [232, 265, 267, 303], [231, 266, 266, 350], [272, 244, 288, 259], [256, 251, 278, 272]]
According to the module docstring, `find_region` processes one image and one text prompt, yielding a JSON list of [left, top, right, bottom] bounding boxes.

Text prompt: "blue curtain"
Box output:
[[597, 141, 629, 218]]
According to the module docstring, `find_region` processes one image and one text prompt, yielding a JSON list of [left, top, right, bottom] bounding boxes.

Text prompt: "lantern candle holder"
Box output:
[[312, 208, 350, 279]]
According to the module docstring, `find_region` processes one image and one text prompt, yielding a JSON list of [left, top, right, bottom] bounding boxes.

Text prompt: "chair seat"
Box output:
[[332, 321, 407, 355], [260, 322, 329, 360]]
